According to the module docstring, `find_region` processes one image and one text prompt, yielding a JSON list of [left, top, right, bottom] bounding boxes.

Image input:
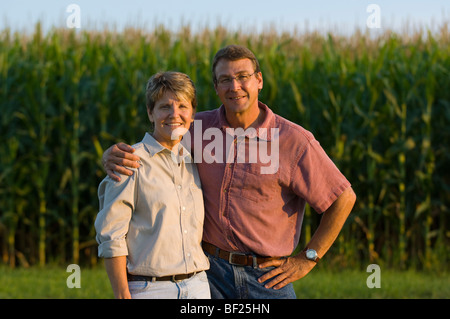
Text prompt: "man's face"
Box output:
[[214, 58, 263, 116]]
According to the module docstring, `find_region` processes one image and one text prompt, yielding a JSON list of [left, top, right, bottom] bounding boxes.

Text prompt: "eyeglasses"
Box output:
[[216, 72, 256, 87]]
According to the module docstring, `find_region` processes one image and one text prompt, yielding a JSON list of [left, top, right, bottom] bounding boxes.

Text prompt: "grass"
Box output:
[[0, 265, 113, 299], [294, 266, 449, 299], [0, 265, 447, 299]]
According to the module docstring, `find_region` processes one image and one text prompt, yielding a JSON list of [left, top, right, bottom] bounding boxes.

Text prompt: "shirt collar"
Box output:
[[141, 132, 193, 162], [218, 101, 276, 141]]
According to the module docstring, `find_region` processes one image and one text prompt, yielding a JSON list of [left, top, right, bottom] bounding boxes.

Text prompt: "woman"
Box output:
[[95, 71, 210, 299]]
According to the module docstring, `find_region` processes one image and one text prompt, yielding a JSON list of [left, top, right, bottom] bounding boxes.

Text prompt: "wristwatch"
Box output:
[[303, 248, 320, 263]]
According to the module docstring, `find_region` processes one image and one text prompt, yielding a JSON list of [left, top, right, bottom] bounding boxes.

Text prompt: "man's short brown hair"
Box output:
[[212, 45, 261, 84]]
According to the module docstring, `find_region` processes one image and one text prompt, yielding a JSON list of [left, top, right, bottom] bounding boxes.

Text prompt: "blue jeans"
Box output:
[[128, 271, 211, 299], [204, 251, 297, 299]]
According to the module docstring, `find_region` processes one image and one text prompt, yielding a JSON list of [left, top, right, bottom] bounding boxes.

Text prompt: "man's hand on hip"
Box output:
[[257, 253, 315, 290]]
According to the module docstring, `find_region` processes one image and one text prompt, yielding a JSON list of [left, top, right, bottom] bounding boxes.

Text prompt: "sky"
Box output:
[[1, 0, 449, 35]]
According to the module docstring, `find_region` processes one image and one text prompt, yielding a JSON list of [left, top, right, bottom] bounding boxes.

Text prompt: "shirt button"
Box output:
[[177, 185, 182, 190], [182, 206, 186, 211], [184, 230, 188, 234]]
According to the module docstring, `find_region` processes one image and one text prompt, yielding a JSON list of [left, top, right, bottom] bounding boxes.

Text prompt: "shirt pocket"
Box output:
[[239, 163, 281, 202]]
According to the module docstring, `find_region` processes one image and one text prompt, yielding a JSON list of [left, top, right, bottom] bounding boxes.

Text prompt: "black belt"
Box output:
[[202, 241, 284, 267], [127, 272, 197, 282]]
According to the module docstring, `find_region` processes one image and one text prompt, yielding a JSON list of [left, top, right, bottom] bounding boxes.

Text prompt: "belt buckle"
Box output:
[[228, 251, 247, 266]]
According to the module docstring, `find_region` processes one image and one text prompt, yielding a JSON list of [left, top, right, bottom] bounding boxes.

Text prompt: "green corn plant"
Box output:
[[0, 22, 449, 270]]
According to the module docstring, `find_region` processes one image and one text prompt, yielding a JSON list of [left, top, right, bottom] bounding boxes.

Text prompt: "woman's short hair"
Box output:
[[146, 71, 197, 113]]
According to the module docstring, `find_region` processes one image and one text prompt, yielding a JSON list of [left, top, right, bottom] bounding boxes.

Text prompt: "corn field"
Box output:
[[0, 22, 449, 270]]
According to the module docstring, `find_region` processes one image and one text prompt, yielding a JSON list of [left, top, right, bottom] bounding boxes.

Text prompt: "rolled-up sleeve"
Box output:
[[291, 139, 350, 214], [95, 171, 137, 258]]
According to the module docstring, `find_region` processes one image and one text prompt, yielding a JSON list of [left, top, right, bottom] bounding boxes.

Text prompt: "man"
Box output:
[[103, 45, 356, 299]]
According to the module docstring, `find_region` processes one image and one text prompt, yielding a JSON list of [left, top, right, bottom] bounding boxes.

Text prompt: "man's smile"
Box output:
[[228, 95, 247, 100]]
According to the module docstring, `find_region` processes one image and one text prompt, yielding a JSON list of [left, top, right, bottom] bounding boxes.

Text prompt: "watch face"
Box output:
[[306, 249, 316, 260]]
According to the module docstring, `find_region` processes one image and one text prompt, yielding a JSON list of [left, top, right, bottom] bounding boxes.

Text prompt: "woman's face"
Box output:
[[148, 91, 194, 150]]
